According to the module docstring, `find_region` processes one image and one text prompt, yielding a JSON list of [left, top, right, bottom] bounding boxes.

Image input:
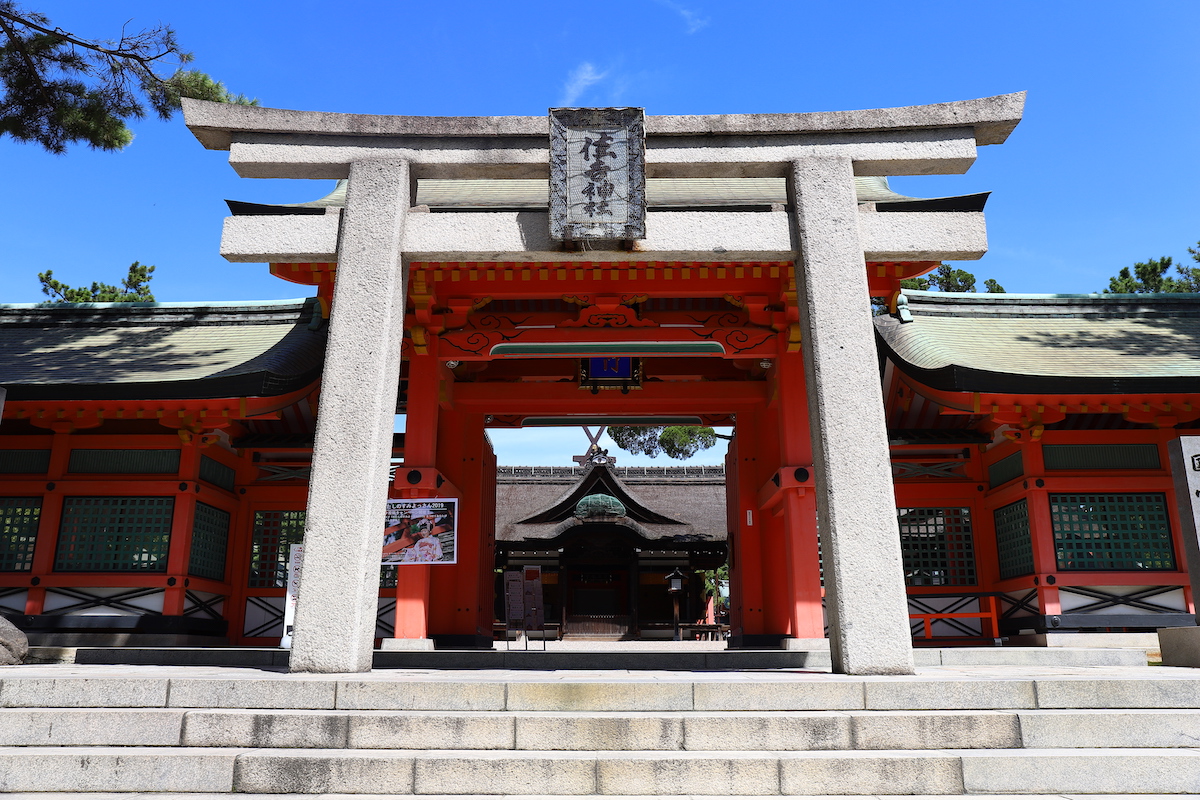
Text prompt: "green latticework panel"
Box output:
[[68, 449, 180, 474], [897, 507, 977, 586], [0, 497, 41, 572], [249, 510, 306, 588], [994, 499, 1035, 579], [189, 502, 230, 581], [55, 497, 174, 572], [988, 452, 1024, 488], [575, 494, 626, 518], [1051, 493, 1176, 571], [1043, 444, 1160, 471], [199, 456, 237, 491], [0, 450, 51, 474]]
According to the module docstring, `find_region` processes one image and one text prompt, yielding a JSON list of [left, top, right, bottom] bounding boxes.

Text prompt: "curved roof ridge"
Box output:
[[516, 464, 687, 525]]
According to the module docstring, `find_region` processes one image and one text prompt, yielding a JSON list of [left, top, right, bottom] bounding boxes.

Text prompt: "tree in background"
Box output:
[[1104, 243, 1200, 294], [900, 264, 1005, 294], [606, 425, 728, 460], [0, 3, 254, 152], [38, 262, 155, 302]]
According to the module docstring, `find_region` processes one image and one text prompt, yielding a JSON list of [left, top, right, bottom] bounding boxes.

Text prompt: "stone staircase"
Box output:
[[0, 666, 1198, 795]]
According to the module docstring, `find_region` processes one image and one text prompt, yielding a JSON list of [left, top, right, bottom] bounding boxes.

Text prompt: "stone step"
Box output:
[[3, 675, 1198, 712], [1, 796, 1196, 800], [1, 747, 1199, 794], [26, 644, 1152, 671], [4, 707, 1199, 750]]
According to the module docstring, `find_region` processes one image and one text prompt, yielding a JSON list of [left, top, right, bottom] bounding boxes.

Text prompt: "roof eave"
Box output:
[[880, 338, 1200, 396]]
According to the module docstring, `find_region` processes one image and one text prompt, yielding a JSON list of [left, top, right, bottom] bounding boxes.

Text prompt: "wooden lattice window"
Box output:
[[0, 497, 41, 572], [249, 510, 305, 588], [189, 502, 230, 581], [1051, 493, 1176, 571], [55, 497, 173, 572], [994, 499, 1034, 579], [897, 507, 977, 586]]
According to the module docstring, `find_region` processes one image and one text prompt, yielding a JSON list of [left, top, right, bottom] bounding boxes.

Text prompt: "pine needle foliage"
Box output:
[[607, 425, 723, 460], [1105, 243, 1200, 294], [38, 261, 155, 303], [0, 2, 255, 152], [900, 264, 1005, 293]]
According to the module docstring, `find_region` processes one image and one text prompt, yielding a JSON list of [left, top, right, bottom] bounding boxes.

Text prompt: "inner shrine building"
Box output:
[[2, 93, 1199, 675]]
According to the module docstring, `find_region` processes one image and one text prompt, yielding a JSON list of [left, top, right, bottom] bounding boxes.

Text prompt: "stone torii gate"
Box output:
[[184, 93, 1025, 675]]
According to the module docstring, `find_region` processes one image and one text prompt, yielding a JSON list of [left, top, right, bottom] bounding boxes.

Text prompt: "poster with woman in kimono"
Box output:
[[381, 498, 457, 564]]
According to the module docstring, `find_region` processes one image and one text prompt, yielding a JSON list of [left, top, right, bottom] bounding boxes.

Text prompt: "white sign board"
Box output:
[[279, 543, 304, 649]]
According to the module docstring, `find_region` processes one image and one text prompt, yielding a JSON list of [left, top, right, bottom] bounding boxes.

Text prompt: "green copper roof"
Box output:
[[876, 291, 1200, 394], [574, 494, 627, 519], [0, 299, 325, 401]]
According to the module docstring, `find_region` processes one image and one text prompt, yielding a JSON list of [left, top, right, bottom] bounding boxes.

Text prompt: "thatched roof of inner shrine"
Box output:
[[496, 464, 727, 545]]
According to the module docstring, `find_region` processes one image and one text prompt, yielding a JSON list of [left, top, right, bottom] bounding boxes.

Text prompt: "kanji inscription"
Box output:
[[549, 107, 646, 241]]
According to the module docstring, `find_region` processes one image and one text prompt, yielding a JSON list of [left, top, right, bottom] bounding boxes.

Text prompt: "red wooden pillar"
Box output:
[[26, 431, 72, 615], [771, 351, 823, 639], [477, 442, 498, 638], [224, 497, 252, 644], [781, 489, 823, 637], [428, 408, 492, 645], [760, 504, 791, 635], [391, 354, 442, 640], [223, 446, 264, 645], [729, 408, 766, 638], [1022, 442, 1061, 616], [163, 439, 199, 616], [754, 400, 792, 637], [394, 567, 432, 638]]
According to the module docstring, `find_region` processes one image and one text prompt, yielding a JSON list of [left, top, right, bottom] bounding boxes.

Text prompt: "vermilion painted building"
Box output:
[[2, 287, 1196, 647], [1, 94, 1198, 667]]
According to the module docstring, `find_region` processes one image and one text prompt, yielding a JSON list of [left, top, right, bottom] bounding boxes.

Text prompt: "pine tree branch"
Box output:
[[0, 10, 176, 65], [0, 11, 52, 110]]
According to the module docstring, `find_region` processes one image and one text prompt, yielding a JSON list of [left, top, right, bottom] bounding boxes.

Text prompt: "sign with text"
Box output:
[[504, 566, 545, 634], [382, 498, 457, 564], [280, 543, 304, 649], [549, 107, 646, 241]]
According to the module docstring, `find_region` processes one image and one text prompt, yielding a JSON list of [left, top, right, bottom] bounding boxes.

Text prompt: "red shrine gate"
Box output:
[[275, 258, 930, 646], [4, 93, 1195, 674]]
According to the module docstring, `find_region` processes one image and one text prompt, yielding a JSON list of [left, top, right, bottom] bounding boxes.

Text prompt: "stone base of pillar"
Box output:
[[780, 637, 831, 651], [379, 637, 436, 651], [1158, 626, 1200, 666]]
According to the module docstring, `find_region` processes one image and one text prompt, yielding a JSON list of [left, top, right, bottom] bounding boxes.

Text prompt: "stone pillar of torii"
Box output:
[[185, 93, 1026, 674]]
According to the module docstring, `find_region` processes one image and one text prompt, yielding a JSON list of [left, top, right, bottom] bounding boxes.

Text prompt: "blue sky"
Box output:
[[3, 1, 1197, 465]]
